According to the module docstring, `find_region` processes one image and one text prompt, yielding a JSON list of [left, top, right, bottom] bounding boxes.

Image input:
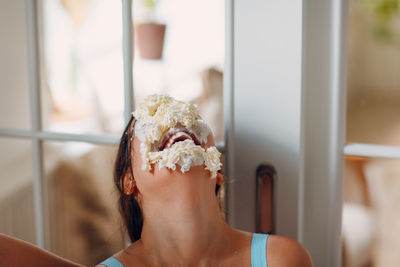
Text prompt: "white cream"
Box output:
[[132, 94, 221, 178], [148, 139, 221, 178]]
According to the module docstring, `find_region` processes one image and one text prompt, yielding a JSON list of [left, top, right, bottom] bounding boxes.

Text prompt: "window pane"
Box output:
[[133, 0, 225, 143], [0, 0, 31, 129], [342, 156, 400, 267], [0, 138, 35, 244], [40, 0, 124, 134], [346, 0, 400, 146], [43, 141, 124, 266]]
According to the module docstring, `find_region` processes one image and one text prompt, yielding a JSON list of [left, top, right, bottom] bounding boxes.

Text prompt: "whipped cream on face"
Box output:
[[132, 94, 221, 178], [148, 139, 221, 176]]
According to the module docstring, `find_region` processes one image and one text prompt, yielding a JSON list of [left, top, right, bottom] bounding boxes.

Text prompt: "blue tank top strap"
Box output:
[[98, 257, 124, 267], [251, 233, 269, 267]]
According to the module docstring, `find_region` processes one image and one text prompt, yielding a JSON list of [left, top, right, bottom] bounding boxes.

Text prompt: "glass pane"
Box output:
[[43, 141, 124, 266], [342, 156, 400, 267], [0, 0, 31, 129], [0, 138, 35, 244], [346, 0, 400, 146], [133, 0, 225, 143], [40, 0, 124, 134]]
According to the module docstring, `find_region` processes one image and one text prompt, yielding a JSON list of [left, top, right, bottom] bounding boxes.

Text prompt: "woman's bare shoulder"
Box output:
[[0, 233, 83, 267], [267, 235, 313, 267]]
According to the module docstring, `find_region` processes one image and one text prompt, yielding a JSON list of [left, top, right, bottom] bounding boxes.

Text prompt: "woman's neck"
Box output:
[[137, 185, 232, 266]]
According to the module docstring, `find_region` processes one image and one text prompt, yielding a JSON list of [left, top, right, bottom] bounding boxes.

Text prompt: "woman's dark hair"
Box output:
[[114, 116, 221, 243]]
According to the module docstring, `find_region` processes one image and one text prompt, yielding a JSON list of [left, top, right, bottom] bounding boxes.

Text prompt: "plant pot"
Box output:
[[136, 23, 166, 59]]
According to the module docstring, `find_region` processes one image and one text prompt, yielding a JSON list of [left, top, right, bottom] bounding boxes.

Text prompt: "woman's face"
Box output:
[[131, 132, 219, 201]]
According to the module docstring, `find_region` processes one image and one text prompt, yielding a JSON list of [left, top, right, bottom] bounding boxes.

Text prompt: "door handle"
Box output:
[[256, 163, 276, 234]]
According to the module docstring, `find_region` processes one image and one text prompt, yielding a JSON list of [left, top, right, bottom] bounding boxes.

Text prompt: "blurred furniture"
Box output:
[[196, 67, 224, 143], [364, 159, 400, 266], [343, 155, 400, 267], [0, 145, 124, 266], [342, 157, 374, 267], [342, 202, 374, 267]]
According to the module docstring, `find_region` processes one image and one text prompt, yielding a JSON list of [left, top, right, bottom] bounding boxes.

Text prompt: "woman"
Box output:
[[0, 95, 312, 267], [97, 95, 312, 267]]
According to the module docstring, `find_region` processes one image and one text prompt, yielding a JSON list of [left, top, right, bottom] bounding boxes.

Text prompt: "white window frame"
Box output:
[[0, 0, 134, 249], [224, 0, 345, 265], [301, 1, 348, 266], [225, 1, 400, 267]]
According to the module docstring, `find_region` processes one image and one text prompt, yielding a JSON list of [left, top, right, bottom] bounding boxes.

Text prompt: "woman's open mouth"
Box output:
[[159, 128, 201, 151]]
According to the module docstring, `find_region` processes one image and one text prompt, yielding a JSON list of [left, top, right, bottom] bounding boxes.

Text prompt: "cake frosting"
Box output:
[[132, 94, 221, 178]]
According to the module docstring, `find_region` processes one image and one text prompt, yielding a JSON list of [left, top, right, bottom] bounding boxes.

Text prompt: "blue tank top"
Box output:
[[99, 233, 269, 267]]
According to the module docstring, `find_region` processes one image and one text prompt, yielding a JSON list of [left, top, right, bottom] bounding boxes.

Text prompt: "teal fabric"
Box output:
[[251, 233, 269, 267], [99, 233, 269, 267], [99, 257, 124, 267]]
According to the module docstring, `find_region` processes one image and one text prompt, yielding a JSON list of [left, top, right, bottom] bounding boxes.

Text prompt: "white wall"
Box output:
[[228, 0, 303, 239], [0, 0, 32, 168], [0, 0, 31, 129]]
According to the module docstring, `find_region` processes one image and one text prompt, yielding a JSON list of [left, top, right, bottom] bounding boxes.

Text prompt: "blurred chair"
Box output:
[[364, 159, 400, 267], [196, 67, 224, 143], [342, 157, 374, 267], [0, 145, 124, 266]]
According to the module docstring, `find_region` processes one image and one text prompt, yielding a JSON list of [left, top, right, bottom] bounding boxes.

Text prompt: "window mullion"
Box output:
[[122, 0, 134, 123], [344, 143, 400, 159], [37, 131, 120, 145], [0, 128, 33, 138], [223, 0, 234, 224], [26, 0, 45, 249]]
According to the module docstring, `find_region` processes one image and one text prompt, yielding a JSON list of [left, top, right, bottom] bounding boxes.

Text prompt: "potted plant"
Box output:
[[135, 0, 166, 59]]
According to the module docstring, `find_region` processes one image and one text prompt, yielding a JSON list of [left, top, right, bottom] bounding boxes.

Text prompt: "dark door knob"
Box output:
[[256, 163, 276, 234]]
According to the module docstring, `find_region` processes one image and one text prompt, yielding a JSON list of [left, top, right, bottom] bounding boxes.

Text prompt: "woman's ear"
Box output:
[[122, 172, 136, 195], [216, 172, 224, 185]]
